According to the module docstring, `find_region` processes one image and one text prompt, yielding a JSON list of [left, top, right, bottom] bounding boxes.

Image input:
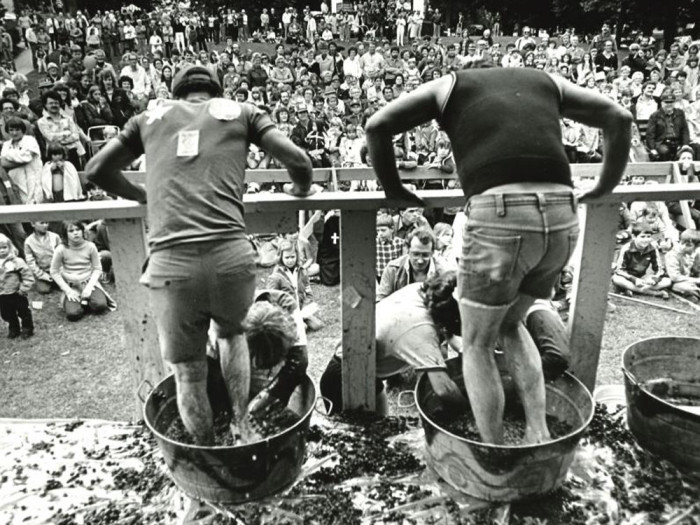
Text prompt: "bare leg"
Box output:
[[219, 333, 252, 442], [499, 294, 550, 444], [459, 297, 511, 444], [173, 360, 214, 445]]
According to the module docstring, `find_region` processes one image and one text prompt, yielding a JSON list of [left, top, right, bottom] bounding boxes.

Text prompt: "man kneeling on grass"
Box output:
[[612, 221, 672, 299]]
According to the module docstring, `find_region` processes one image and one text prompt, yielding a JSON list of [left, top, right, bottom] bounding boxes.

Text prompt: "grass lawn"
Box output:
[[2, 265, 700, 421]]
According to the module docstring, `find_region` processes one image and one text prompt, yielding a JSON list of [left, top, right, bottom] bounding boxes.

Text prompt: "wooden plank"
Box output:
[[340, 210, 377, 412], [107, 218, 166, 420], [568, 201, 620, 391], [245, 211, 297, 234], [0, 200, 145, 223]]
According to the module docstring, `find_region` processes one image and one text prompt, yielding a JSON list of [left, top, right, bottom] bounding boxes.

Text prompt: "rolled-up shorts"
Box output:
[[458, 192, 580, 307], [140, 238, 257, 364]]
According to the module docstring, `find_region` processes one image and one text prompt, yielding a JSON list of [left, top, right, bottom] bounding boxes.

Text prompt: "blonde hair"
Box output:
[[242, 302, 297, 369], [0, 233, 18, 257]]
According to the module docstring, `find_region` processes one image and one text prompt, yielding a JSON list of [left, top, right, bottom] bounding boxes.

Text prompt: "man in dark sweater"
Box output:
[[366, 63, 632, 445]]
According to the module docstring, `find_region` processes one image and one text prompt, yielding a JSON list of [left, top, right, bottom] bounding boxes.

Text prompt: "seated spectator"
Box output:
[[24, 220, 61, 295], [266, 238, 323, 332], [666, 229, 700, 300], [0, 233, 34, 339], [0, 117, 43, 204], [377, 227, 447, 301], [646, 90, 690, 161], [50, 220, 114, 322], [75, 85, 115, 133], [612, 222, 672, 299], [376, 212, 405, 282], [40, 143, 83, 203], [321, 273, 468, 415], [99, 70, 133, 128]]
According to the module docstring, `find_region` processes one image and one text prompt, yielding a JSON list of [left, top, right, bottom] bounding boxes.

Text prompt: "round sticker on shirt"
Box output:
[[208, 99, 241, 121]]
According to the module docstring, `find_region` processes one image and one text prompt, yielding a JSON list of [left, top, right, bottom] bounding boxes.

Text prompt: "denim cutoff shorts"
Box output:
[[140, 238, 257, 363], [458, 192, 579, 307]]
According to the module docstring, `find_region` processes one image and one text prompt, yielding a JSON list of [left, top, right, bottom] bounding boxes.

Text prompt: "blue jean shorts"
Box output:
[[458, 192, 579, 307], [140, 238, 257, 363]]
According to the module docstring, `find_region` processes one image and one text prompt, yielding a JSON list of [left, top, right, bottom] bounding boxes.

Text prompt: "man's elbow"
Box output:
[[608, 106, 633, 133], [365, 113, 388, 136], [84, 156, 101, 184]]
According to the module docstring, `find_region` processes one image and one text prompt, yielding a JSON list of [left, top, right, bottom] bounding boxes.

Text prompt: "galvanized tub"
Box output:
[[415, 357, 594, 502], [622, 336, 700, 471], [143, 370, 316, 504]]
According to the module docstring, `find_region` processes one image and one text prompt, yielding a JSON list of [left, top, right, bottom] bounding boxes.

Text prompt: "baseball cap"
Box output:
[[295, 103, 308, 113], [662, 92, 675, 102], [172, 65, 222, 99]]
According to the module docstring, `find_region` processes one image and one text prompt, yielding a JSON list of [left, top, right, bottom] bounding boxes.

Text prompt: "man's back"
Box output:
[[118, 98, 275, 250]]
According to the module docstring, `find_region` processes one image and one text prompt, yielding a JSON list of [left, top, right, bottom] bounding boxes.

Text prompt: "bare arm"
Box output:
[[84, 139, 147, 203], [259, 127, 315, 197], [365, 75, 452, 206], [554, 76, 633, 202]]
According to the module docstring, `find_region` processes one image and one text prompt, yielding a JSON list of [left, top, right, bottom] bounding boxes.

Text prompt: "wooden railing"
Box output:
[[2, 163, 699, 419]]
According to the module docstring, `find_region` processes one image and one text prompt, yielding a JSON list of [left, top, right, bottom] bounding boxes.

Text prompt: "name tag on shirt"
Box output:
[[177, 130, 199, 157]]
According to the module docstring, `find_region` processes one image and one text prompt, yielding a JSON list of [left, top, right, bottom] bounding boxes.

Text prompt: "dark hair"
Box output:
[[631, 221, 654, 236], [5, 116, 26, 132], [47, 143, 66, 158], [41, 89, 62, 107], [406, 226, 436, 248], [59, 220, 86, 245], [0, 97, 18, 110], [119, 75, 134, 89], [422, 271, 460, 335]]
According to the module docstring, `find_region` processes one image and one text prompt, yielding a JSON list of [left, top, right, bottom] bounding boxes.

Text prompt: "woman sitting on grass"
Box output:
[[50, 220, 115, 322]]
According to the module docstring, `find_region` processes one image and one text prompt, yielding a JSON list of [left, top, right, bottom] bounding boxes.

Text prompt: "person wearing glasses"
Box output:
[[377, 227, 448, 302], [366, 61, 631, 444]]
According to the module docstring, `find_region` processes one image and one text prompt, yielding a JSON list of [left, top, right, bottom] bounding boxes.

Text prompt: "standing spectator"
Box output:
[[1, 118, 43, 204], [122, 18, 136, 52], [515, 26, 536, 51], [119, 54, 151, 111], [36, 90, 84, 168], [376, 212, 405, 281], [360, 42, 385, 80], [24, 221, 61, 295], [0, 234, 34, 339], [432, 8, 442, 38], [595, 40, 618, 79]]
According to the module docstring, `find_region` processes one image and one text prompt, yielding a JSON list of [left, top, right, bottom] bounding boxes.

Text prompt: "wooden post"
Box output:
[[568, 201, 620, 391], [108, 218, 166, 420], [340, 210, 377, 411], [671, 162, 696, 230]]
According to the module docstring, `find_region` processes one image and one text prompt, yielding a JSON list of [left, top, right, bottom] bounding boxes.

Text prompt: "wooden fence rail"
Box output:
[[1, 163, 699, 418]]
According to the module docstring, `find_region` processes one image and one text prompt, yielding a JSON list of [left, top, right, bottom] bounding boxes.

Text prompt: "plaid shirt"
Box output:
[[376, 237, 405, 280]]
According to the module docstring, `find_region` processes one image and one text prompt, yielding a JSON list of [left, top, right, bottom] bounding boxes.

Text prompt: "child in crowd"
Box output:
[[665, 229, 700, 300], [612, 222, 672, 299], [375, 213, 405, 282], [433, 222, 457, 271], [266, 238, 323, 331], [40, 144, 83, 202], [0, 234, 34, 339], [50, 220, 113, 321], [24, 220, 61, 294]]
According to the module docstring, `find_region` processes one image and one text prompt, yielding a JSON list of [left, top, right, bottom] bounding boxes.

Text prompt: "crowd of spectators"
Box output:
[[3, 0, 700, 337]]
